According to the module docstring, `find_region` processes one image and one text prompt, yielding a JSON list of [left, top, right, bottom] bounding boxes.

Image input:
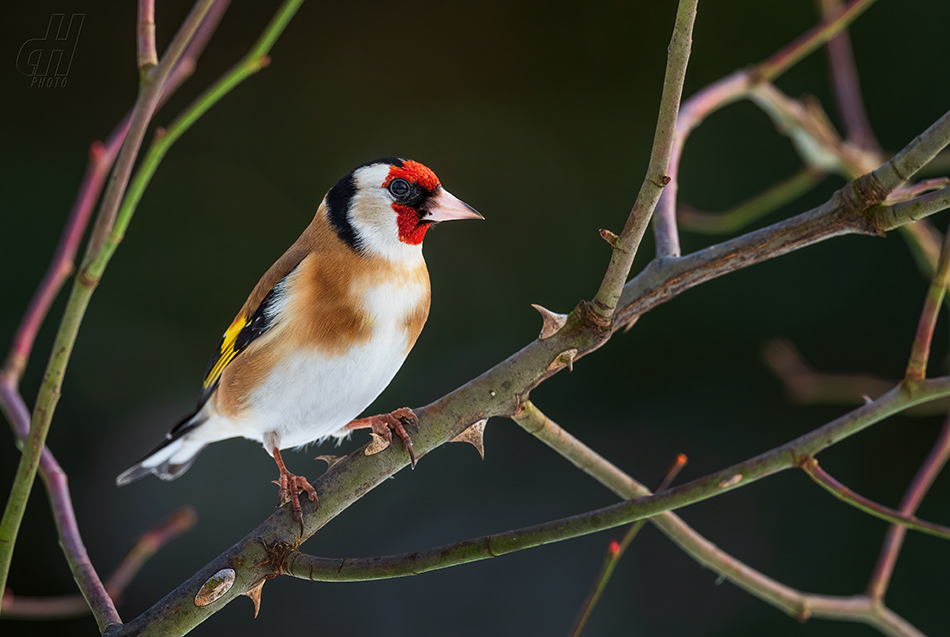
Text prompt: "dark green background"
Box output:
[[2, 1, 948, 636]]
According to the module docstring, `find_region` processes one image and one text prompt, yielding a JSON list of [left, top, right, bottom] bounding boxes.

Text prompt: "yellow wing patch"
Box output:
[[203, 314, 249, 390]]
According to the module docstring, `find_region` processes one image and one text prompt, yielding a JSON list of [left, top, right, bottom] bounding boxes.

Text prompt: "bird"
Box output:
[[116, 157, 482, 528]]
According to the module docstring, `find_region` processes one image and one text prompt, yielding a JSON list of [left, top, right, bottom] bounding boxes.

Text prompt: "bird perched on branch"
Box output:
[[117, 157, 482, 527]]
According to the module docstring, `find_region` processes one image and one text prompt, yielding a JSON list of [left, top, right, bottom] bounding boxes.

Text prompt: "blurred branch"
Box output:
[[570, 453, 687, 637], [677, 167, 825, 234], [656, 0, 875, 253], [0, 1, 217, 626], [906, 219, 950, 381], [801, 457, 950, 539], [819, 0, 881, 153], [757, 0, 877, 82], [868, 414, 950, 600], [762, 338, 949, 415], [593, 0, 697, 312], [2, 508, 196, 619]]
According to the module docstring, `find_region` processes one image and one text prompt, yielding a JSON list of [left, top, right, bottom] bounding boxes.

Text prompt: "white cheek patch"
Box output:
[[349, 164, 425, 264]]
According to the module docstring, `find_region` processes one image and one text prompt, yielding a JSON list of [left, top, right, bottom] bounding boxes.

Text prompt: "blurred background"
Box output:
[[2, 1, 949, 635]]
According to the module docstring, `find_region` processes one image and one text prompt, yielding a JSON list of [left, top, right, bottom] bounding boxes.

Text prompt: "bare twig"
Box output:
[[801, 457, 950, 539], [137, 0, 158, 71], [570, 453, 687, 637], [593, 0, 697, 309], [758, 0, 877, 82], [906, 217, 950, 380], [655, 0, 876, 253], [867, 415, 950, 600], [2, 508, 196, 619], [819, 0, 881, 153]]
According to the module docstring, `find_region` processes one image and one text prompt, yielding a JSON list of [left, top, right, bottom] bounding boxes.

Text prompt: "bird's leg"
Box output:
[[345, 407, 418, 468], [272, 447, 317, 534]]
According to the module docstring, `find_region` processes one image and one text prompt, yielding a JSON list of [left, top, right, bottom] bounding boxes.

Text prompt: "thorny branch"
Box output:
[[5, 1, 950, 636]]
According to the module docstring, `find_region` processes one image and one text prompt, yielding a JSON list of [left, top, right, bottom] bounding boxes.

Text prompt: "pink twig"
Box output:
[[2, 508, 196, 619], [867, 415, 950, 600], [137, 0, 158, 70], [653, 72, 750, 257], [654, 0, 877, 258], [819, 0, 881, 153], [905, 225, 950, 381]]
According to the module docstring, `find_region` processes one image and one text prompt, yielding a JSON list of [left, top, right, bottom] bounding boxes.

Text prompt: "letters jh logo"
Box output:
[[16, 14, 85, 88]]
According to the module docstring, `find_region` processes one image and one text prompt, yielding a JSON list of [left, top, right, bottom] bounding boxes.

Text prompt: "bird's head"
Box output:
[[325, 157, 482, 261]]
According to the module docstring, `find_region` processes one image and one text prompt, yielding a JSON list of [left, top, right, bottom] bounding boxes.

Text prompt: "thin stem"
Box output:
[[0, 0, 217, 622], [802, 457, 950, 539], [819, 0, 880, 153], [593, 0, 698, 311], [1, 508, 196, 619], [906, 220, 950, 380], [758, 0, 877, 82], [881, 186, 950, 232], [867, 415, 950, 600], [570, 453, 687, 637], [678, 167, 825, 234], [137, 0, 158, 71]]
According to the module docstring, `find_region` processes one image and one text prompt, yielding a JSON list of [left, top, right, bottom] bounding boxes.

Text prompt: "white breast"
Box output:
[[229, 276, 427, 450]]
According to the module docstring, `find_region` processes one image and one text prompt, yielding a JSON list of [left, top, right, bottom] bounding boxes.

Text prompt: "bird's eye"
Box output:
[[388, 178, 410, 198]]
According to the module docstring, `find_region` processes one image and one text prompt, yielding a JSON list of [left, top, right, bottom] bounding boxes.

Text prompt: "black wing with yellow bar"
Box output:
[[195, 285, 280, 409]]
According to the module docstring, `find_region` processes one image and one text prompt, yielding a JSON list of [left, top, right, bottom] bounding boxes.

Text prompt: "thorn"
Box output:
[[243, 579, 265, 619], [363, 432, 391, 456], [599, 228, 619, 248], [314, 454, 345, 469], [450, 419, 488, 460], [530, 304, 567, 340], [861, 394, 873, 404], [547, 348, 578, 372], [194, 568, 236, 607]]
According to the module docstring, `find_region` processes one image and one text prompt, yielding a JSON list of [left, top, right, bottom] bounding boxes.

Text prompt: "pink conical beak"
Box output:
[[424, 189, 484, 222]]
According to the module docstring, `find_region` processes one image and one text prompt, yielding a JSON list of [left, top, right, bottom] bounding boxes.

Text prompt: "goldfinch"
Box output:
[[117, 157, 482, 525]]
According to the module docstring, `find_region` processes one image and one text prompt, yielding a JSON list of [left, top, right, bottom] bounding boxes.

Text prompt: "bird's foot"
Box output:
[[346, 407, 418, 468], [272, 447, 317, 535]]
